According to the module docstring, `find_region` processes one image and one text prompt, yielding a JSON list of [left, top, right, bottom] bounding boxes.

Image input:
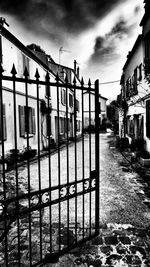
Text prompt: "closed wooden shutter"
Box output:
[[19, 105, 25, 137]]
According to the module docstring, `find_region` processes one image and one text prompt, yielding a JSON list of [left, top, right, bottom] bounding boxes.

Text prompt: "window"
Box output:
[[69, 93, 73, 107], [146, 100, 150, 138], [0, 104, 7, 141], [60, 117, 64, 133], [61, 89, 66, 105], [64, 118, 70, 132], [19, 105, 36, 137]]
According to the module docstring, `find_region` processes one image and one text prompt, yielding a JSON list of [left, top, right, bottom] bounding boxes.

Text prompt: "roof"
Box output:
[[0, 24, 68, 83], [140, 0, 150, 26], [122, 34, 142, 71]]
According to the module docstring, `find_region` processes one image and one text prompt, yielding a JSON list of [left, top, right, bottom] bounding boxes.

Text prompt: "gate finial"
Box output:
[[45, 71, 50, 81], [11, 64, 17, 76], [35, 68, 40, 79], [23, 66, 29, 77], [81, 77, 84, 86], [73, 76, 76, 85], [88, 78, 91, 87], [65, 74, 68, 83], [56, 72, 59, 82]]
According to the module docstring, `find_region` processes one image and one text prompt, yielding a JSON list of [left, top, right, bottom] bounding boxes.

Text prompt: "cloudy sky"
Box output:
[[0, 0, 144, 100]]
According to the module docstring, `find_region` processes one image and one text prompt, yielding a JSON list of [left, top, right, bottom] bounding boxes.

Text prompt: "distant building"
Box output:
[[83, 91, 107, 129]]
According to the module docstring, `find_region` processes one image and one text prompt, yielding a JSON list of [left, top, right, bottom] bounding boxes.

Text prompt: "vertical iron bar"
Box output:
[[12, 66, 21, 265], [73, 78, 77, 244], [56, 74, 61, 252], [36, 70, 43, 261], [65, 78, 70, 247], [24, 69, 32, 265], [0, 63, 8, 266], [95, 80, 100, 235], [46, 72, 52, 255], [81, 80, 85, 240], [88, 81, 92, 237]]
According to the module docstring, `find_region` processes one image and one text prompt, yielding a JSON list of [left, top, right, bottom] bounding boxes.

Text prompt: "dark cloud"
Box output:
[[90, 17, 135, 64], [110, 18, 129, 37], [134, 5, 141, 14], [0, 0, 122, 42]]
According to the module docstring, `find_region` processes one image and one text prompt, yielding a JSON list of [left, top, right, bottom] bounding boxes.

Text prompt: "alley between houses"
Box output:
[[1, 132, 150, 266]]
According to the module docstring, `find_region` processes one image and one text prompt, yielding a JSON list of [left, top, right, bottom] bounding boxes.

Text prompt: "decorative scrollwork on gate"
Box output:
[[0, 176, 97, 220]]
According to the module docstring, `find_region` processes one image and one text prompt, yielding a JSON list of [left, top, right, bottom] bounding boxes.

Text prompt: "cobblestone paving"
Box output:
[[46, 223, 150, 267]]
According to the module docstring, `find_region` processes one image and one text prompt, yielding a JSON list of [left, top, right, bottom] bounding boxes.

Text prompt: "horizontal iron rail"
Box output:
[[0, 175, 97, 221], [0, 186, 96, 222], [2, 75, 95, 91], [1, 173, 96, 205]]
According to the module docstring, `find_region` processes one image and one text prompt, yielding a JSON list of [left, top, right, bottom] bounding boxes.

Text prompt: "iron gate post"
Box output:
[[95, 79, 100, 234]]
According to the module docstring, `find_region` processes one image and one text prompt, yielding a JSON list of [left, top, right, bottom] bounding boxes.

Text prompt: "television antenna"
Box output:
[[59, 46, 71, 64]]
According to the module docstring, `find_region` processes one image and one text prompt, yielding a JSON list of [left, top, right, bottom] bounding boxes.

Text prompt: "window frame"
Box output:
[[19, 105, 36, 138]]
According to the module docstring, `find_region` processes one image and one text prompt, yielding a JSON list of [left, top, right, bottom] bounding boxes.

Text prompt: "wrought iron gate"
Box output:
[[0, 63, 100, 266]]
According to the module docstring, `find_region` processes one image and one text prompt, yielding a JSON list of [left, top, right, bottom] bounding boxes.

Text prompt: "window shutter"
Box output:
[[28, 107, 32, 134], [32, 108, 36, 135], [19, 105, 25, 137]]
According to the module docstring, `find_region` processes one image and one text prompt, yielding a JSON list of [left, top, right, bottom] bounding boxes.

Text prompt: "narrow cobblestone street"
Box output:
[[1, 132, 150, 266]]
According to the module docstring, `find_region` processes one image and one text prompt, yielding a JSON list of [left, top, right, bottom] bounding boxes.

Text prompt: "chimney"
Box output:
[[74, 60, 77, 73]]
